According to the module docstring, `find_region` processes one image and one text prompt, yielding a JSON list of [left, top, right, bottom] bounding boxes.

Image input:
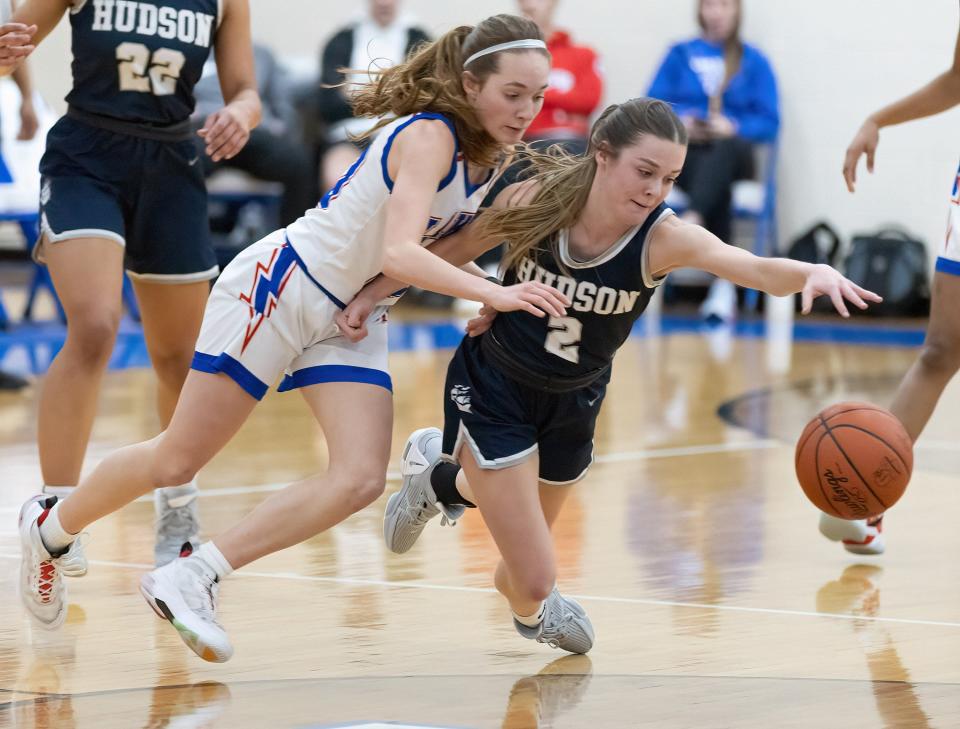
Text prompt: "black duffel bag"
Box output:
[[786, 221, 842, 266], [843, 228, 930, 317]]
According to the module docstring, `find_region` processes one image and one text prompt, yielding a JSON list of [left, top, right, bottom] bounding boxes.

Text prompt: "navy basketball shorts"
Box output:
[[441, 334, 608, 485], [37, 116, 218, 283]]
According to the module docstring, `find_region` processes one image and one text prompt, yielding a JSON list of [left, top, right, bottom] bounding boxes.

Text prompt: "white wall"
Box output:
[[27, 0, 960, 257]]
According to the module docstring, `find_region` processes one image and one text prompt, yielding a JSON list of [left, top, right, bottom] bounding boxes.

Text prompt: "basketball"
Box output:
[[795, 402, 913, 519]]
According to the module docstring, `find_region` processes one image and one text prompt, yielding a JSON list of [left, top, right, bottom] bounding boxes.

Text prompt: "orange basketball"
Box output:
[[795, 402, 913, 520]]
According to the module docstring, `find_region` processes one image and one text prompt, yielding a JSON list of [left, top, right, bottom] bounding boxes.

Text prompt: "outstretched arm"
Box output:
[[648, 217, 881, 316], [843, 25, 960, 192]]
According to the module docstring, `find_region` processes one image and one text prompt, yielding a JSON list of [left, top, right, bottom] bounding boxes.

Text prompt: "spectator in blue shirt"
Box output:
[[648, 0, 779, 322]]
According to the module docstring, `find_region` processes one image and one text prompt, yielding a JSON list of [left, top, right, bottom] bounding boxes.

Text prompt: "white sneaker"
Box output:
[[140, 555, 233, 663], [819, 512, 885, 556], [18, 495, 86, 629]]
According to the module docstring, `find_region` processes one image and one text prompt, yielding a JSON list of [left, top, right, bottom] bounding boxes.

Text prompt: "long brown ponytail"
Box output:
[[478, 98, 689, 274], [349, 14, 548, 168]]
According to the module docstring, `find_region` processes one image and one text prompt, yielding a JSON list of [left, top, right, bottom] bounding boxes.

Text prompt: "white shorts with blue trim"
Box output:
[[192, 230, 392, 400], [938, 160, 960, 276]]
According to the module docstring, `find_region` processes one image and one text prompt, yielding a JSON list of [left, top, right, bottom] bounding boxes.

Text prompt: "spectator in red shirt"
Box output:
[[518, 0, 603, 154]]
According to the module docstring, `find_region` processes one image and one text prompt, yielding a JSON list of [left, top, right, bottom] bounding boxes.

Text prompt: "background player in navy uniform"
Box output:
[[0, 0, 260, 565], [340, 98, 880, 654]]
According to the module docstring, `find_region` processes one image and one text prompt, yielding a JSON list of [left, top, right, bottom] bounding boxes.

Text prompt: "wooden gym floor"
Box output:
[[1, 316, 959, 728]]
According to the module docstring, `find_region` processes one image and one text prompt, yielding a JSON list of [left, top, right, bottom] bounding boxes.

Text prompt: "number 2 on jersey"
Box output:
[[116, 42, 185, 96], [545, 316, 583, 364]]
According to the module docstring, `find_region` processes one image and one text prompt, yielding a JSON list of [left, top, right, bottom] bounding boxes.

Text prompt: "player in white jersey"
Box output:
[[17, 14, 570, 662], [819, 15, 960, 556]]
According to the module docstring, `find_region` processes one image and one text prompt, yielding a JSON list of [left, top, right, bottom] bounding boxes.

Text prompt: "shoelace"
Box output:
[[158, 497, 200, 539], [404, 496, 460, 528], [32, 558, 63, 606], [58, 533, 89, 577], [180, 561, 222, 626], [439, 513, 458, 527], [539, 602, 582, 649], [402, 487, 440, 526]]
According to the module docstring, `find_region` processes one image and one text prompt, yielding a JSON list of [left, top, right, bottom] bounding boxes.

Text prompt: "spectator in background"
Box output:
[[518, 0, 603, 154], [193, 43, 315, 227], [0, 0, 37, 392], [648, 0, 779, 322], [317, 0, 429, 191]]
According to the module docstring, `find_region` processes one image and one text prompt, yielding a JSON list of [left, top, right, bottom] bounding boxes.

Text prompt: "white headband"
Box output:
[[463, 39, 547, 68]]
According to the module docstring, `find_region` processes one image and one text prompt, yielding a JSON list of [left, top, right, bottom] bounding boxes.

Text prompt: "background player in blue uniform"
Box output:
[[0, 0, 260, 565], [341, 98, 880, 654], [16, 14, 573, 663], [819, 13, 960, 556]]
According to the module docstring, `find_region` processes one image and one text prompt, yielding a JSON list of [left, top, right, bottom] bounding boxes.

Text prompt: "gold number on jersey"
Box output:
[[545, 316, 583, 364], [116, 43, 187, 96]]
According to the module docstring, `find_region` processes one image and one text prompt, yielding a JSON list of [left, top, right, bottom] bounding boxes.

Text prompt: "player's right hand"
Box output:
[[335, 296, 375, 343], [484, 281, 569, 318], [842, 118, 880, 193], [0, 23, 37, 67]]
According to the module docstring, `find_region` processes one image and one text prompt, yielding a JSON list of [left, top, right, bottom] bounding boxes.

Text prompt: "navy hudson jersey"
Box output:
[[65, 0, 220, 125], [491, 204, 674, 380]]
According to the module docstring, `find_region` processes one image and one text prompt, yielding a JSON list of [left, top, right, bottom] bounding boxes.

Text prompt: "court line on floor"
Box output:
[[1, 553, 957, 630], [0, 439, 783, 511], [148, 439, 786, 500], [3, 434, 953, 510]]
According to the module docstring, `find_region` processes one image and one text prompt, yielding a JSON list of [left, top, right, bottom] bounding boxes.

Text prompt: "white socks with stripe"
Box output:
[[513, 601, 547, 628]]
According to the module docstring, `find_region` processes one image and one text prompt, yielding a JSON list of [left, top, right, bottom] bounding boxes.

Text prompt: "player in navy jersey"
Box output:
[[0, 0, 260, 566], [341, 98, 880, 654], [16, 14, 573, 663]]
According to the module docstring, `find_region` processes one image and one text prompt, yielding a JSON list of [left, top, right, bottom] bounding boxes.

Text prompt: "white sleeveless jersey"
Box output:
[[284, 112, 497, 307]]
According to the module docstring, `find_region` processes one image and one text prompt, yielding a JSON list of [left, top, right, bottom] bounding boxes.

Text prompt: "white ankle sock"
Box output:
[[513, 601, 546, 627], [38, 502, 78, 555], [195, 542, 234, 580]]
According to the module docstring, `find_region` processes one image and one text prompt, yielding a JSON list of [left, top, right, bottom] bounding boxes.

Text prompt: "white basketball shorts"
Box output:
[[191, 230, 391, 400], [938, 159, 960, 275]]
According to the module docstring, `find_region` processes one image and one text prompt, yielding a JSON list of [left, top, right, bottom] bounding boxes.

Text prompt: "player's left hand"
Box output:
[[800, 264, 882, 317], [198, 106, 251, 162], [466, 305, 497, 337]]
